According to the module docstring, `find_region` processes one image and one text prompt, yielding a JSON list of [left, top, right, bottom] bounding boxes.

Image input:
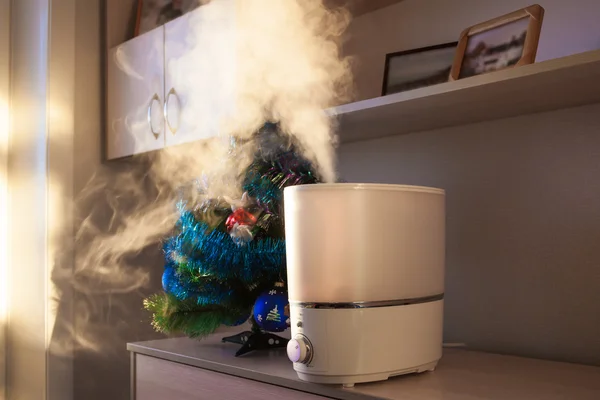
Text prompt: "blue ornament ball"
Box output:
[[162, 265, 185, 298], [162, 264, 198, 301], [252, 285, 289, 332]]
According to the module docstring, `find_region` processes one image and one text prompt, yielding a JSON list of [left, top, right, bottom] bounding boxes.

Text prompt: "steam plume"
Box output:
[[67, 0, 353, 354]]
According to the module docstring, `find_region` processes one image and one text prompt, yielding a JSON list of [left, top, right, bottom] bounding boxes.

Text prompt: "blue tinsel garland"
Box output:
[[164, 208, 286, 287]]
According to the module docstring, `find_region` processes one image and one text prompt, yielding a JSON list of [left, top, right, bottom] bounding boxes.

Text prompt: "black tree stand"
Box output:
[[222, 318, 289, 356]]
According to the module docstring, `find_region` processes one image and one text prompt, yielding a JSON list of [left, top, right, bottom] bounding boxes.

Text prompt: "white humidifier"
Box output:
[[284, 183, 445, 386]]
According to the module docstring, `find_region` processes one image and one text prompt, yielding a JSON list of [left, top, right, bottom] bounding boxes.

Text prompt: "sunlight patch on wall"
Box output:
[[0, 97, 8, 325]]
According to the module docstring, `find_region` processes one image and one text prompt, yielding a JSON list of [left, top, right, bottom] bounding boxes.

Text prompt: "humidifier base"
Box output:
[[295, 359, 439, 386], [288, 298, 444, 385]]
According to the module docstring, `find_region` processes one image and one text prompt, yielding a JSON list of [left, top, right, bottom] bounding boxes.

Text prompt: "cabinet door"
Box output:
[[135, 354, 328, 400], [107, 28, 165, 159], [164, 0, 236, 148]]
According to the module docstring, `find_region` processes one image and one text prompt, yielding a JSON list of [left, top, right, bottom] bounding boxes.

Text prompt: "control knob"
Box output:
[[286, 335, 313, 364]]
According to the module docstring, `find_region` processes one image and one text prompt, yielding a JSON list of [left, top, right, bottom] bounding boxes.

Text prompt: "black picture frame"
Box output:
[[381, 42, 458, 96]]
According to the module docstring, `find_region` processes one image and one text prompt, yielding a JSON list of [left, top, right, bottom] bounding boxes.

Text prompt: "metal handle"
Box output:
[[147, 93, 161, 139], [164, 87, 180, 135]]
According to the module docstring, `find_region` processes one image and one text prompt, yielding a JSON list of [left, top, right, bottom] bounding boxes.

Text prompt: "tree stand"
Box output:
[[221, 319, 288, 357]]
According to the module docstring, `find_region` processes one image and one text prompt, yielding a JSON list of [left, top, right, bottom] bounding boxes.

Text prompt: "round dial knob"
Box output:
[[287, 335, 313, 364]]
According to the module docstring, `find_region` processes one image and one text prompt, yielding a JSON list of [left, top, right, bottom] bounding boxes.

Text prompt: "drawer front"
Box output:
[[135, 354, 328, 400]]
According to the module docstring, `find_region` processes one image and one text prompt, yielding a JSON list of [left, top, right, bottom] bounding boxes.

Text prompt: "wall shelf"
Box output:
[[329, 50, 600, 143]]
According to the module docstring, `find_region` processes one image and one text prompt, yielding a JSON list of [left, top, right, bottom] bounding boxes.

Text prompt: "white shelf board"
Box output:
[[330, 50, 600, 143]]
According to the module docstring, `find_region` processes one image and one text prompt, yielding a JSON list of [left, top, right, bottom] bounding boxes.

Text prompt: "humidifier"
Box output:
[[284, 183, 445, 386]]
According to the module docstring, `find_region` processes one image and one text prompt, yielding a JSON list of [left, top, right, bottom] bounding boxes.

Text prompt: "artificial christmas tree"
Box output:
[[144, 123, 321, 355]]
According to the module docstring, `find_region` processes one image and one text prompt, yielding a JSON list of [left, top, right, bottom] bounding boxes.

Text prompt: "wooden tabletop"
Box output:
[[128, 333, 600, 400]]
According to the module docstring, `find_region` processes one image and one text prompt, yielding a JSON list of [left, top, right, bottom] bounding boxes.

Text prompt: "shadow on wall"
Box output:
[[64, 2, 168, 398], [50, 155, 168, 399]]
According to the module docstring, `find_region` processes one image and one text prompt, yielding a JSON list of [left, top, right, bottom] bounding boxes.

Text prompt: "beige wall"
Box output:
[[7, 1, 52, 398], [345, 0, 600, 100], [0, 0, 8, 396], [339, 0, 600, 364], [339, 104, 600, 365], [5, 1, 77, 398]]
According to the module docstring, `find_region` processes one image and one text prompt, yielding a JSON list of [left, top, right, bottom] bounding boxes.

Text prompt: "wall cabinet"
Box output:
[[106, 0, 235, 160], [107, 27, 165, 159], [163, 0, 236, 148]]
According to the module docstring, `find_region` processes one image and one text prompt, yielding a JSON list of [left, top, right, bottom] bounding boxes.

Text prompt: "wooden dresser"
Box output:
[[128, 333, 600, 400]]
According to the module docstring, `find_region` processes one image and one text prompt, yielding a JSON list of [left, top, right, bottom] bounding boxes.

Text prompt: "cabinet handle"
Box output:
[[164, 88, 180, 135], [147, 93, 161, 139]]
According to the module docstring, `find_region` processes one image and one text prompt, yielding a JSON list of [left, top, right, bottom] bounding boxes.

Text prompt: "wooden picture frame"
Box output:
[[381, 42, 458, 96], [450, 4, 544, 80], [134, 0, 143, 36]]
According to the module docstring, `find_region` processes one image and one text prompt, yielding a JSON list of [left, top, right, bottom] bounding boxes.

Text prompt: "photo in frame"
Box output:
[[135, 0, 201, 37], [450, 4, 544, 80], [381, 42, 458, 96]]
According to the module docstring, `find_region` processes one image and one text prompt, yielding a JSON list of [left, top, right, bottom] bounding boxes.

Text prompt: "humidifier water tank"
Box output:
[[284, 183, 445, 386]]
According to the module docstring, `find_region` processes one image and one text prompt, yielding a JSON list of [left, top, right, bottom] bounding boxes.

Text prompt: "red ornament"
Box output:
[[226, 208, 257, 232]]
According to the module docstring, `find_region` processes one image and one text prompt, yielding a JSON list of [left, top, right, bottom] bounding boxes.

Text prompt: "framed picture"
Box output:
[[381, 42, 458, 96], [450, 4, 544, 80], [135, 0, 201, 37]]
